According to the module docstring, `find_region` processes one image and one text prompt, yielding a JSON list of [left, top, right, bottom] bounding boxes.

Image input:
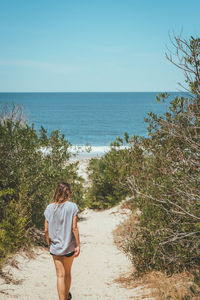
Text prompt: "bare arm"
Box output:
[[72, 215, 80, 257], [44, 219, 50, 249]]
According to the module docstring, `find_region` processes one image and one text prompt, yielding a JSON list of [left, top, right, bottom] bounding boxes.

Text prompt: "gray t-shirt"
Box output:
[[44, 201, 79, 255]]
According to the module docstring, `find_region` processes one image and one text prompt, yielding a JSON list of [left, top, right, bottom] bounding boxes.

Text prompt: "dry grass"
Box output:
[[114, 270, 200, 300], [113, 210, 138, 250]]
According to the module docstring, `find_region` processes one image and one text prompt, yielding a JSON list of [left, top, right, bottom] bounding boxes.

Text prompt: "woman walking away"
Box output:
[[44, 182, 80, 300]]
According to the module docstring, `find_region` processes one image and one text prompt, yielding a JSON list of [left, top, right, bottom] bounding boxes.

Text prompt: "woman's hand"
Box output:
[[72, 215, 80, 258], [74, 246, 80, 257]]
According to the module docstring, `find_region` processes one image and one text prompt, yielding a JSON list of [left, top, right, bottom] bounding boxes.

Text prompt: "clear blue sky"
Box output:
[[0, 0, 199, 92]]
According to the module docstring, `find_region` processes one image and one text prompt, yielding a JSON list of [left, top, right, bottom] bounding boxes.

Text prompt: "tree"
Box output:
[[123, 35, 200, 273]]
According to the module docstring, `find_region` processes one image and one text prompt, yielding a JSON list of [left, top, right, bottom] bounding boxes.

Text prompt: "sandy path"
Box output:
[[0, 206, 153, 300], [0, 158, 154, 299]]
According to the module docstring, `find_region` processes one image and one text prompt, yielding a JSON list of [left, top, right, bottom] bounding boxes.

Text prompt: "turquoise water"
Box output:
[[0, 92, 185, 147]]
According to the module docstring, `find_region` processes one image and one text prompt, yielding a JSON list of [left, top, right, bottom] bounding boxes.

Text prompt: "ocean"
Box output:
[[0, 92, 185, 156]]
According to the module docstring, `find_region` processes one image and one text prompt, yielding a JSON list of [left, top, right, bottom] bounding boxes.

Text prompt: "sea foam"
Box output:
[[40, 145, 130, 159], [69, 145, 129, 158]]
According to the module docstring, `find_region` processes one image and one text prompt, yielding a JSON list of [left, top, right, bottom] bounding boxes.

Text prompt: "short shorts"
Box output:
[[50, 251, 75, 257]]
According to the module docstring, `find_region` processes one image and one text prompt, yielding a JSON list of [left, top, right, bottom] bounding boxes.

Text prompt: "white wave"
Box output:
[[39, 145, 130, 159], [69, 145, 130, 158]]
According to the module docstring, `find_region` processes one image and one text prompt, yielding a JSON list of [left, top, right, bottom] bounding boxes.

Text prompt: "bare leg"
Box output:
[[53, 255, 65, 300], [52, 255, 74, 300], [63, 256, 74, 298]]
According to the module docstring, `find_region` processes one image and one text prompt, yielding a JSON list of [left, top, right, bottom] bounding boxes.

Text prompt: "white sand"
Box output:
[[0, 159, 154, 300], [76, 158, 91, 181]]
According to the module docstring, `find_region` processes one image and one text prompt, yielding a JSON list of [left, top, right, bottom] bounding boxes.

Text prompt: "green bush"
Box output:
[[0, 109, 86, 263], [122, 36, 200, 274], [0, 199, 29, 259], [86, 144, 132, 209], [86, 132, 147, 210], [123, 92, 200, 274]]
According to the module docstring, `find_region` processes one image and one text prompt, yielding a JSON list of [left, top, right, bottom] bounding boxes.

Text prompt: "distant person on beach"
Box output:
[[44, 182, 80, 300]]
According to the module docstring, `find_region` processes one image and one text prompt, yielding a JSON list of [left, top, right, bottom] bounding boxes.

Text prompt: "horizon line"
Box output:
[[0, 90, 185, 93]]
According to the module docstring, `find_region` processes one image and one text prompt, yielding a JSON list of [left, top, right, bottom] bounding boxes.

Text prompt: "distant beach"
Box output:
[[69, 145, 130, 160]]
